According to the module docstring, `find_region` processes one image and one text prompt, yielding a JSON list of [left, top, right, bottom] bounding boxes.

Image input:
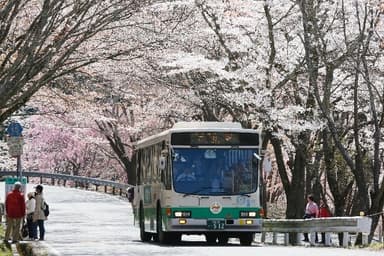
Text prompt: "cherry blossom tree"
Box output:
[[299, 0, 384, 242], [22, 88, 125, 181], [1, 0, 384, 242], [0, 0, 154, 124], [148, 0, 384, 242]]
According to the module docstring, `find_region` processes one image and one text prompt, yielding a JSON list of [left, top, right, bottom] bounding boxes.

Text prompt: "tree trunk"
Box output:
[[269, 130, 307, 245]]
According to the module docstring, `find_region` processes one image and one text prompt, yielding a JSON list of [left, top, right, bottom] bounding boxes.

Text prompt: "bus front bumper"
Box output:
[[167, 218, 262, 232]]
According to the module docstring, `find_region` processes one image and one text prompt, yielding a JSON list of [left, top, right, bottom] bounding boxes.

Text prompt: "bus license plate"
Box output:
[[207, 220, 225, 230]]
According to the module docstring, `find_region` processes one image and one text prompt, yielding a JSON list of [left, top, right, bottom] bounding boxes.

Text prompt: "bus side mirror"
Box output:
[[159, 156, 166, 170], [253, 153, 261, 161], [252, 152, 261, 166], [127, 187, 134, 203]]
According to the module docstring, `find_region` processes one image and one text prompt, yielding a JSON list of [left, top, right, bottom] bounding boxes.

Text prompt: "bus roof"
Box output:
[[134, 122, 259, 149], [172, 121, 242, 129]]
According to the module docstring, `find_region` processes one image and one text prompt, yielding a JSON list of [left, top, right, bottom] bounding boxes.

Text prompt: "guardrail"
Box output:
[[0, 170, 130, 196], [261, 216, 372, 247]]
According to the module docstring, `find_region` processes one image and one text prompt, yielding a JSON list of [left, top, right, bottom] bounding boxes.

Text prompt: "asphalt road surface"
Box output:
[[1, 183, 382, 256]]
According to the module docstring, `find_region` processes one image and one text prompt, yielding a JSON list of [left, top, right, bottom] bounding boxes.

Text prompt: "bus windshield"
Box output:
[[172, 148, 259, 196]]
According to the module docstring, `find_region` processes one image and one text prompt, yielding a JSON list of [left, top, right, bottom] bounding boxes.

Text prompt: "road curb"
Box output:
[[16, 241, 60, 256], [11, 243, 20, 256]]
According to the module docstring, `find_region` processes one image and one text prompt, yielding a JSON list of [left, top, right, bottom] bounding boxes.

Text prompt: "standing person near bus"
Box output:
[[33, 185, 47, 240], [4, 182, 26, 243], [302, 194, 319, 242], [318, 198, 332, 243], [26, 192, 37, 240]]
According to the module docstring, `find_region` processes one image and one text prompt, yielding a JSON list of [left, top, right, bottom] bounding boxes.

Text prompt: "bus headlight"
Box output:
[[240, 211, 257, 218], [245, 219, 253, 225], [179, 219, 187, 224], [174, 211, 191, 218]]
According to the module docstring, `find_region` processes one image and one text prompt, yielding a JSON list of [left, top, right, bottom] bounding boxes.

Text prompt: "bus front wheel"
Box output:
[[157, 206, 172, 244], [205, 234, 217, 244], [139, 204, 152, 242], [218, 234, 229, 245], [239, 233, 253, 246]]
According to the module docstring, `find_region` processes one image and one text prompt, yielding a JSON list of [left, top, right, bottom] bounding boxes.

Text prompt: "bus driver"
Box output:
[[176, 167, 196, 182]]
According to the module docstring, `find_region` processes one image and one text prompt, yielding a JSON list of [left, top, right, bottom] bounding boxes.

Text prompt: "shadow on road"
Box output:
[[131, 239, 262, 247]]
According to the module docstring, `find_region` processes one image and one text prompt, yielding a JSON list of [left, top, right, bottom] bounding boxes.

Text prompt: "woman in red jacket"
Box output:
[[4, 182, 26, 243], [318, 199, 332, 243]]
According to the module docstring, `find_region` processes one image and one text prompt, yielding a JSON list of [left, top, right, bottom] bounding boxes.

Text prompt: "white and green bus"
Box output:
[[132, 122, 264, 245]]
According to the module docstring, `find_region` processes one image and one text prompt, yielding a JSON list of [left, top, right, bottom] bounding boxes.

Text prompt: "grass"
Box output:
[[0, 225, 12, 256], [368, 241, 384, 251]]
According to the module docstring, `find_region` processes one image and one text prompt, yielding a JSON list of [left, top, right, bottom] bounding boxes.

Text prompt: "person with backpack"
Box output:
[[26, 192, 37, 240], [32, 185, 47, 240]]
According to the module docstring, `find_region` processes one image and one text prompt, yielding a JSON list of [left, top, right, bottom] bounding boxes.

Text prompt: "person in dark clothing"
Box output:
[[26, 192, 38, 240]]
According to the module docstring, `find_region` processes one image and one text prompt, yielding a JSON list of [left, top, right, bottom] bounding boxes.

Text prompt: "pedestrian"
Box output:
[[26, 192, 37, 240], [33, 185, 47, 240], [318, 198, 332, 243], [302, 194, 319, 242], [4, 181, 26, 243]]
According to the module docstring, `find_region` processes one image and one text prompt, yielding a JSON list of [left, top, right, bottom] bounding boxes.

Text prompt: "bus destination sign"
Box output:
[[171, 132, 259, 146]]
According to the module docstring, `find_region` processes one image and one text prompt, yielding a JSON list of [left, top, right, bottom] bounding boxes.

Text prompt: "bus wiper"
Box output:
[[239, 193, 251, 197], [182, 187, 211, 197]]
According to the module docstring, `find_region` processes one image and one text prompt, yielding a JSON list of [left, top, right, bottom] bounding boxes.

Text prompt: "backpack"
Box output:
[[42, 201, 49, 217], [21, 221, 28, 238]]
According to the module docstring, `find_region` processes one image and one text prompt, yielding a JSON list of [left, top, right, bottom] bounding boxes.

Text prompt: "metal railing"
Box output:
[[0, 170, 130, 196], [261, 216, 372, 247]]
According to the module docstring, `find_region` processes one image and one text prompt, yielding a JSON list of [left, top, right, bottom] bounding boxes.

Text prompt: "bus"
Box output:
[[131, 122, 264, 245]]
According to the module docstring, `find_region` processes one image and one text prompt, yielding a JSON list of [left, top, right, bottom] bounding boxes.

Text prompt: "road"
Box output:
[[1, 182, 383, 256]]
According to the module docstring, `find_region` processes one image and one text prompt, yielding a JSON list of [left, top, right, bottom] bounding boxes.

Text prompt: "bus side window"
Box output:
[[165, 150, 172, 189], [127, 187, 134, 202], [136, 150, 142, 185]]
